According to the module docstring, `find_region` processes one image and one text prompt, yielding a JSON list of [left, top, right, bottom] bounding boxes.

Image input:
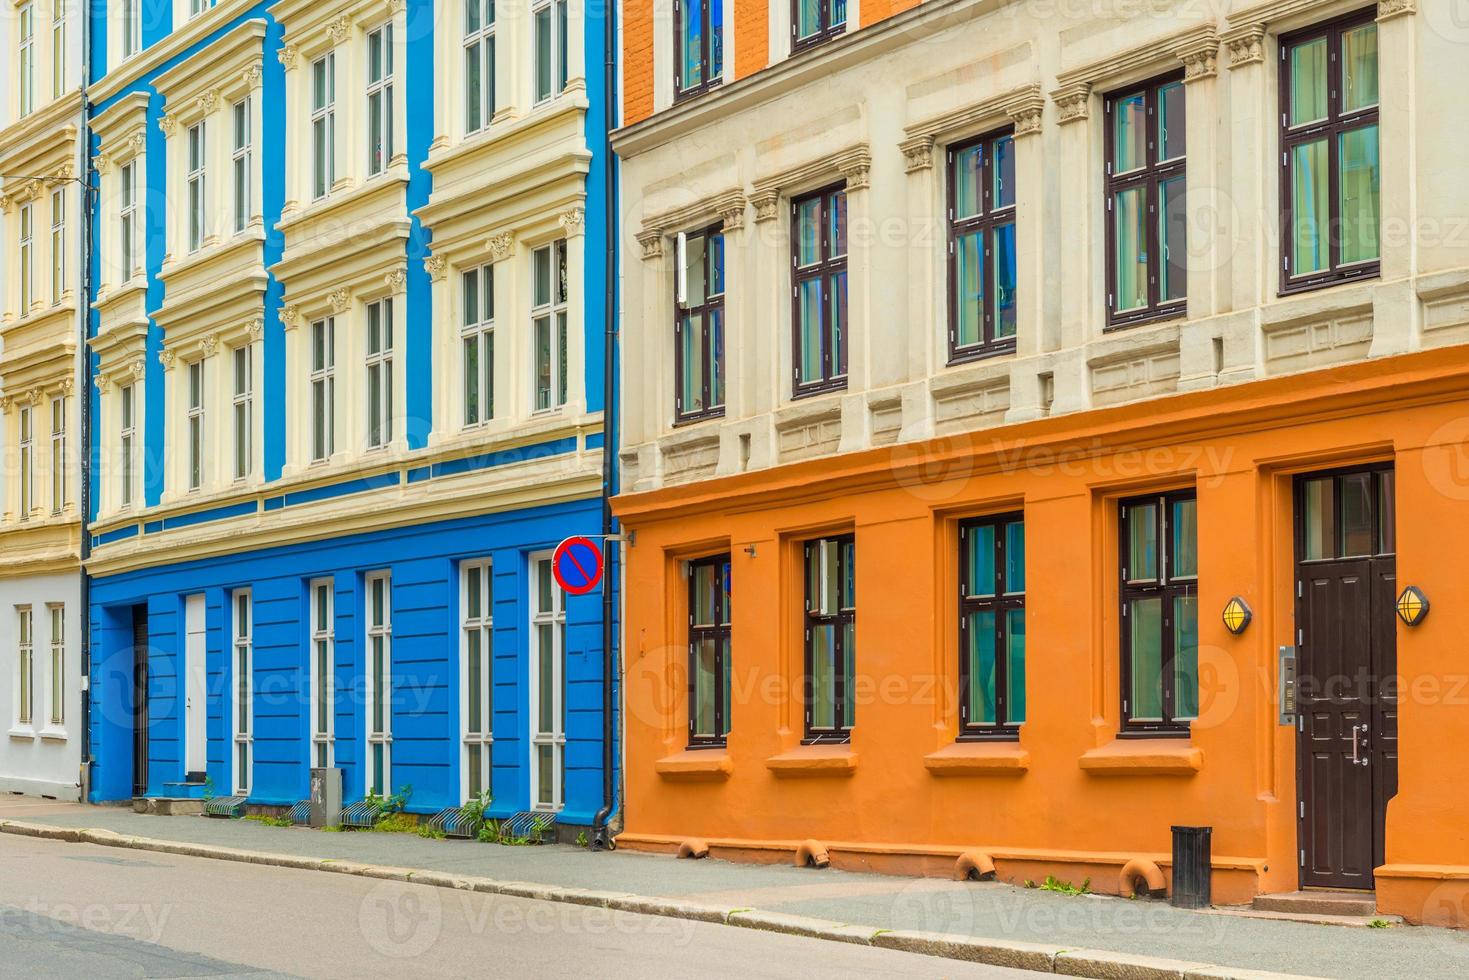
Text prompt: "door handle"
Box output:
[[1349, 727, 1359, 765], [1349, 723, 1370, 767]]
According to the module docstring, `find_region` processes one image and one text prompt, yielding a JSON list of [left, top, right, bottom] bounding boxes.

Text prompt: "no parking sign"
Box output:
[[552, 536, 604, 595]]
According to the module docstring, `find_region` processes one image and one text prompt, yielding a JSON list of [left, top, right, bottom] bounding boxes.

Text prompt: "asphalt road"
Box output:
[[0, 834, 1034, 979]]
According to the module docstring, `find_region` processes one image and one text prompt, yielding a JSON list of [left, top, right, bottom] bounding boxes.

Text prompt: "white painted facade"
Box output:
[[0, 572, 82, 799]]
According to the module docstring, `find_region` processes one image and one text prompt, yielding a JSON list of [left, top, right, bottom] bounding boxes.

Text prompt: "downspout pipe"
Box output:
[[78, 0, 94, 805], [591, 0, 620, 852]]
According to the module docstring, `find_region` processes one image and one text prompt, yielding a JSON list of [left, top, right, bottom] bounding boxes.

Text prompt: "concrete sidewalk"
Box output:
[[2, 798, 1465, 978]]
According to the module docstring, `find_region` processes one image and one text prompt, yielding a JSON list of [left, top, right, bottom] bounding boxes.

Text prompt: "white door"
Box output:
[[184, 594, 208, 779]]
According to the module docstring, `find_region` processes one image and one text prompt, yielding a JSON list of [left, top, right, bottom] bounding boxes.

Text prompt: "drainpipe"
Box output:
[[590, 0, 620, 852], [77, 1, 94, 805]]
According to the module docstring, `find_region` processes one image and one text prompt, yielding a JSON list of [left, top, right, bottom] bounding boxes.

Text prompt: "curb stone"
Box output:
[[0, 820, 1324, 980]]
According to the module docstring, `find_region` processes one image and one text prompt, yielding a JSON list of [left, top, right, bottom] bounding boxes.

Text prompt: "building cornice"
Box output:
[[90, 0, 259, 108]]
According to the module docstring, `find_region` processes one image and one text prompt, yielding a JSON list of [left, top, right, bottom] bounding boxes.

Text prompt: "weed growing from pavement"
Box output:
[[243, 814, 294, 828], [1038, 876, 1092, 897]]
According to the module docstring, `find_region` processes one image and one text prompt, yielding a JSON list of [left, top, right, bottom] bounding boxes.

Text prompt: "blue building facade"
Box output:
[[83, 0, 617, 831]]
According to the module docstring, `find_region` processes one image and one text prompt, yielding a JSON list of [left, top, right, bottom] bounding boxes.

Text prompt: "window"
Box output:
[[674, 0, 722, 99], [49, 396, 65, 514], [461, 265, 495, 427], [674, 228, 725, 422], [366, 299, 394, 448], [532, 0, 568, 104], [311, 52, 336, 199], [1299, 466, 1395, 561], [231, 98, 251, 234], [958, 515, 1025, 736], [791, 0, 845, 52], [16, 607, 33, 726], [803, 535, 854, 743], [1106, 75, 1186, 327], [366, 23, 395, 177], [19, 202, 34, 314], [310, 317, 335, 461], [687, 555, 731, 747], [119, 384, 137, 508], [51, 0, 65, 98], [19, 3, 35, 118], [791, 186, 847, 396], [531, 241, 568, 412], [18, 406, 33, 520], [187, 360, 204, 490], [121, 0, 140, 59], [119, 161, 137, 281], [1281, 13, 1379, 293], [948, 131, 1017, 360], [461, 559, 494, 801], [231, 589, 252, 795], [190, 0, 217, 16], [50, 188, 65, 305], [464, 0, 496, 133], [529, 555, 564, 811], [1120, 490, 1198, 734], [365, 571, 392, 797], [187, 121, 206, 253], [231, 346, 252, 480], [309, 579, 334, 769], [47, 605, 63, 727]]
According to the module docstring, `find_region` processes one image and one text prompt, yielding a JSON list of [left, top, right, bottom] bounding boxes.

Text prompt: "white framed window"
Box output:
[[532, 0, 569, 105], [231, 589, 252, 796], [529, 554, 565, 811], [187, 360, 204, 490], [310, 317, 335, 461], [50, 188, 65, 305], [366, 299, 394, 449], [311, 52, 336, 200], [16, 607, 33, 727], [19, 202, 34, 314], [19, 3, 35, 118], [309, 578, 335, 769], [119, 161, 137, 282], [47, 604, 63, 727], [18, 406, 33, 520], [119, 383, 137, 509], [49, 396, 65, 514], [231, 97, 251, 234], [464, 0, 496, 134], [366, 23, 395, 177], [121, 0, 140, 59], [187, 121, 206, 253], [365, 571, 392, 797], [461, 559, 493, 802], [51, 0, 65, 99], [190, 0, 217, 17], [231, 346, 252, 480], [461, 264, 495, 427], [531, 241, 568, 412]]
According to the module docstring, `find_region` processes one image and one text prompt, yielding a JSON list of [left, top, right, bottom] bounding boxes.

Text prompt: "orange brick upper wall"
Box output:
[[623, 0, 656, 125]]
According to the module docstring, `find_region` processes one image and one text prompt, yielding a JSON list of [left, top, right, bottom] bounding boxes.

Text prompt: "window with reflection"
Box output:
[[803, 535, 854, 743], [1120, 490, 1197, 733], [687, 554, 731, 747], [948, 130, 1017, 361], [958, 515, 1025, 737]]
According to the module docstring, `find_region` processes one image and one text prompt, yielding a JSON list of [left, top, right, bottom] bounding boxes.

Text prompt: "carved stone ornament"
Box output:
[[900, 137, 934, 174], [1176, 40, 1219, 82], [384, 267, 408, 293], [750, 189, 781, 224], [1377, 0, 1415, 20], [1223, 26, 1265, 68], [196, 89, 220, 115], [247, 317, 265, 341], [424, 254, 448, 281], [1008, 101, 1044, 137], [129, 359, 147, 381], [159, 349, 177, 371], [486, 233, 514, 260], [242, 62, 263, 89], [200, 333, 220, 357], [328, 16, 350, 44], [718, 202, 746, 232], [559, 207, 587, 235], [95, 374, 113, 395], [329, 287, 351, 313], [277, 44, 299, 70], [280, 303, 302, 330], [636, 231, 664, 260], [159, 115, 177, 138], [1051, 84, 1091, 124]]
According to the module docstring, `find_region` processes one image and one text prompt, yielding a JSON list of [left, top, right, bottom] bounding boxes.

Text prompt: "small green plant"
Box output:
[[1369, 918, 1392, 929], [477, 819, 500, 844], [1039, 875, 1091, 897], [416, 824, 447, 841], [244, 814, 294, 828], [575, 830, 589, 849], [370, 813, 419, 834], [201, 775, 216, 801]]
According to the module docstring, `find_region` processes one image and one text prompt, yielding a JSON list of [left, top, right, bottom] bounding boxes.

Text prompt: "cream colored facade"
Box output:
[[0, 0, 85, 798], [614, 0, 1452, 492]]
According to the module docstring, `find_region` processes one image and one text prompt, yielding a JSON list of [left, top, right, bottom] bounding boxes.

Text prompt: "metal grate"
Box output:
[[289, 800, 312, 826], [203, 795, 248, 818], [339, 800, 378, 829], [427, 807, 483, 840], [498, 811, 558, 843]]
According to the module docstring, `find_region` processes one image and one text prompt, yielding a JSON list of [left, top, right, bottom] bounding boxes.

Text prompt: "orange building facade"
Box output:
[[612, 0, 1468, 924]]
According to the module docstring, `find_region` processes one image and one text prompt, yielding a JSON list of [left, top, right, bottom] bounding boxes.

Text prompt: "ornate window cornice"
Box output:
[[1050, 25, 1220, 124], [749, 144, 870, 224], [636, 189, 747, 261], [899, 84, 1045, 174]]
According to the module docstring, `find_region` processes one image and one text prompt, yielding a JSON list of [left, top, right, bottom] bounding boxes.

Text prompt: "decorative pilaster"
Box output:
[[1050, 83, 1092, 124], [1222, 26, 1265, 68]]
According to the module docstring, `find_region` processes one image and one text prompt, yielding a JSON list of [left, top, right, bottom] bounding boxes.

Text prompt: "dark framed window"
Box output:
[[803, 535, 854, 744], [958, 514, 1025, 738], [791, 185, 847, 397], [1105, 74, 1186, 328], [1297, 464, 1394, 562], [1120, 490, 1197, 735], [687, 554, 732, 747], [791, 0, 845, 52], [948, 130, 1017, 361], [1280, 11, 1380, 294], [675, 228, 726, 422], [674, 0, 723, 100]]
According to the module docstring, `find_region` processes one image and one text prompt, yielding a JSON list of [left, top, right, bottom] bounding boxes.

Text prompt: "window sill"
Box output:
[[38, 727, 68, 743], [7, 727, 36, 741], [1078, 739, 1202, 777], [924, 740, 1029, 777], [765, 743, 858, 777], [656, 749, 733, 782]]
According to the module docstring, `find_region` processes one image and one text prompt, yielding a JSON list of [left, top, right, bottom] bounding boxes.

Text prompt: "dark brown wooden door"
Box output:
[[1295, 467, 1398, 890], [132, 607, 149, 799]]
